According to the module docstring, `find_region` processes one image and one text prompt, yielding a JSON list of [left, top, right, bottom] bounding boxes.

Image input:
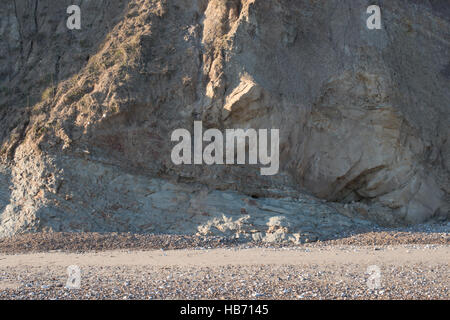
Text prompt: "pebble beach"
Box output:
[[0, 225, 448, 300]]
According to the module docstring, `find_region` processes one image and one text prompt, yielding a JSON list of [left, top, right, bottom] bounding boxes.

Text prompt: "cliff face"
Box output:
[[0, 0, 449, 239]]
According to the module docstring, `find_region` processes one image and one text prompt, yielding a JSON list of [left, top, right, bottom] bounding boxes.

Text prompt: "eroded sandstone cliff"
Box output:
[[0, 0, 448, 240]]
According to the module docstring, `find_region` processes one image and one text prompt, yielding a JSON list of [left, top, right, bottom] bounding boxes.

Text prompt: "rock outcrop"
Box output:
[[0, 0, 449, 239]]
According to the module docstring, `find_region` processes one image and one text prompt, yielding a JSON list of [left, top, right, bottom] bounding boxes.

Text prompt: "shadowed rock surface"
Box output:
[[0, 0, 448, 240]]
